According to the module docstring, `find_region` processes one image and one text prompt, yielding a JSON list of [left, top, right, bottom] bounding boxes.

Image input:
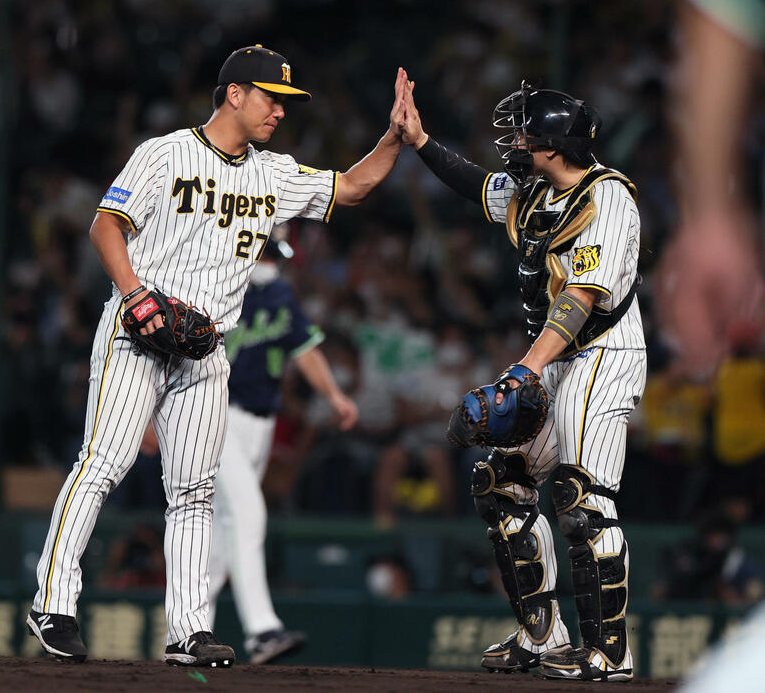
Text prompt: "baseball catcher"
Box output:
[[398, 76, 645, 682], [121, 287, 221, 360]]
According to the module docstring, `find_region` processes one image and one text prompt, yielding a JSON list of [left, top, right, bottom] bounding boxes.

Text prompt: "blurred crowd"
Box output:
[[1, 0, 765, 533]]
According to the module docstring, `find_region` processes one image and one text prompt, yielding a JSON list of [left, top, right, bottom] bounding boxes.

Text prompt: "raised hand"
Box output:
[[399, 78, 428, 149], [389, 67, 408, 139], [657, 210, 764, 376]]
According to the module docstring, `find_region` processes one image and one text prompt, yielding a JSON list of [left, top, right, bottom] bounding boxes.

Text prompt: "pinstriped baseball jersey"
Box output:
[[97, 127, 337, 332], [32, 124, 341, 647], [482, 164, 645, 352]]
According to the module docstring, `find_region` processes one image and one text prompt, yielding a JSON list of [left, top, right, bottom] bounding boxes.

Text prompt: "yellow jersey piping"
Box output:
[[191, 127, 248, 165], [566, 282, 612, 299], [43, 304, 123, 610], [482, 172, 493, 222], [576, 347, 604, 467], [97, 207, 138, 234], [323, 171, 339, 223], [549, 165, 595, 203]]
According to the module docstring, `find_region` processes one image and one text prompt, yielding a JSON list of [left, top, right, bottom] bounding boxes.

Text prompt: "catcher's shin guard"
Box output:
[[551, 464, 628, 666], [472, 450, 556, 647]]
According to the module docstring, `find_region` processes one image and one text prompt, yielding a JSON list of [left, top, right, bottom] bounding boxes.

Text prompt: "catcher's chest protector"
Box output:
[[505, 168, 637, 350]]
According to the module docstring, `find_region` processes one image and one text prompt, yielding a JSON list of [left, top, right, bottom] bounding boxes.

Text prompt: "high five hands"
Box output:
[[390, 68, 427, 149]]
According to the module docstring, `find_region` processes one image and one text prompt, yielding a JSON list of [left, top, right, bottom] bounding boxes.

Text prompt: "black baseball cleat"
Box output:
[[246, 629, 306, 665], [539, 645, 633, 682], [164, 631, 235, 667], [26, 610, 87, 662], [481, 632, 540, 673], [481, 632, 572, 674]]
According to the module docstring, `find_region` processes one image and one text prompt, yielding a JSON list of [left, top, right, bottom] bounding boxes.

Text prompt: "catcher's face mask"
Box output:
[[493, 82, 537, 184], [494, 81, 601, 183]]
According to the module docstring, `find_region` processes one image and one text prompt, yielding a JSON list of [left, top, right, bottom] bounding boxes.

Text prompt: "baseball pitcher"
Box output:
[[27, 45, 408, 667]]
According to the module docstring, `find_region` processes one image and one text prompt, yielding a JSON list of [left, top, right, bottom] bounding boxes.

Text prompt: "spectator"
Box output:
[[653, 505, 765, 606], [99, 525, 165, 591], [708, 325, 765, 518], [366, 553, 414, 600]]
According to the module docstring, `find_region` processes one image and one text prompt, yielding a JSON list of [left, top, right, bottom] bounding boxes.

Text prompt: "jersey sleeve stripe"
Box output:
[[289, 328, 326, 357], [481, 172, 493, 223], [565, 282, 612, 298], [42, 303, 123, 610], [576, 347, 604, 467], [566, 294, 590, 315], [97, 207, 139, 234], [323, 171, 339, 223]]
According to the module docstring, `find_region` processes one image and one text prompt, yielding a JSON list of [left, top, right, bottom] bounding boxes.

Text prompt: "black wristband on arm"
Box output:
[[416, 137, 490, 205], [122, 285, 147, 303]]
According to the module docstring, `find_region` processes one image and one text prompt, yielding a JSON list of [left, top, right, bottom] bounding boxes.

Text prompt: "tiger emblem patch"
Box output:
[[572, 245, 601, 276]]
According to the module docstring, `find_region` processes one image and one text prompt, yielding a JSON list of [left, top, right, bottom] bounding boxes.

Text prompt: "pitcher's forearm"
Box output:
[[335, 129, 402, 206], [89, 212, 142, 296]]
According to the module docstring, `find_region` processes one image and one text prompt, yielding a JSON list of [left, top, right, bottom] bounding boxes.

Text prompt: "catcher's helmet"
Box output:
[[493, 81, 602, 183]]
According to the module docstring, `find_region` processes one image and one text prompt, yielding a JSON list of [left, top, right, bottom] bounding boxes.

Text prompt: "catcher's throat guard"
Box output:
[[447, 364, 548, 448]]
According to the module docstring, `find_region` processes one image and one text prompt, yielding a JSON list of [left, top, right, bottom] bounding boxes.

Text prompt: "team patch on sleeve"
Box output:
[[572, 245, 601, 276], [298, 164, 323, 175], [493, 174, 509, 190], [103, 186, 132, 204]]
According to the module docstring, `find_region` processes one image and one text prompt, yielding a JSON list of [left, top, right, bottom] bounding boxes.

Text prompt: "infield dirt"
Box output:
[[1, 657, 679, 692]]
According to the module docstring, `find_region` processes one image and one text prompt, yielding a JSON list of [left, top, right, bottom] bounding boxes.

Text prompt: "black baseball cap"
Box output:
[[217, 44, 311, 101]]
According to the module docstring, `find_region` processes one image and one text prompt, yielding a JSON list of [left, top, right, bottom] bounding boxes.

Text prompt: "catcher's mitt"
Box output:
[[121, 289, 221, 360], [447, 364, 549, 448]]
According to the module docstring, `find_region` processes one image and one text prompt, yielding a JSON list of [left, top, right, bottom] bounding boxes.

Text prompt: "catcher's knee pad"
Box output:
[[472, 449, 537, 526], [551, 465, 618, 545]]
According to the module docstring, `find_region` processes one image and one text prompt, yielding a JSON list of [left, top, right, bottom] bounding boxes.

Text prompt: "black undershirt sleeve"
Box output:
[[415, 136, 490, 205]]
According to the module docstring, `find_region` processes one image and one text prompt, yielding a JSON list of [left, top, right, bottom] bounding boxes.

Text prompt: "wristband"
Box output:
[[122, 285, 146, 303]]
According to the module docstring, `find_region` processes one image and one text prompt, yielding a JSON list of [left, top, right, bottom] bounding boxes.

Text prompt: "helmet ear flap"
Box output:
[[582, 105, 602, 140]]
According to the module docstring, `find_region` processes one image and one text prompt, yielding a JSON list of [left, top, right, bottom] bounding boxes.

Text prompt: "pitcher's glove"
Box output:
[[447, 364, 549, 448], [121, 289, 221, 360]]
